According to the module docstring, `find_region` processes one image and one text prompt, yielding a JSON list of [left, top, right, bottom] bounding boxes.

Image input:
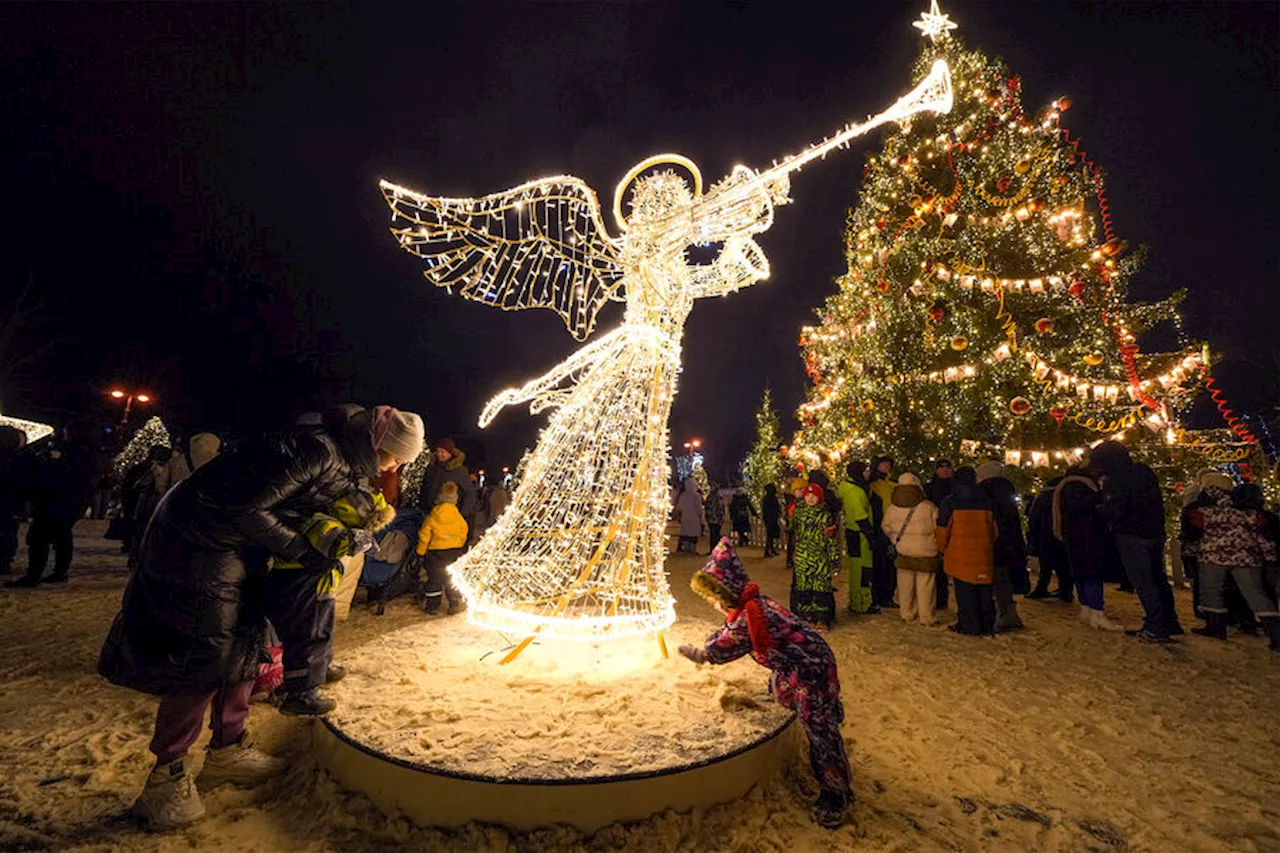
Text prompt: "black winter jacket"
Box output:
[[981, 476, 1028, 570], [1091, 441, 1165, 540], [1056, 476, 1121, 583], [416, 449, 478, 524], [99, 407, 378, 696], [27, 444, 92, 522]]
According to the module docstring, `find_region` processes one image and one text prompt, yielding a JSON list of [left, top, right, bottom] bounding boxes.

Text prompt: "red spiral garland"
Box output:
[[1204, 376, 1259, 445]]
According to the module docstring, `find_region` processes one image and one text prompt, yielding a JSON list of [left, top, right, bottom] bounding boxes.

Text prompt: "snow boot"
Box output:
[[278, 688, 337, 717], [131, 758, 205, 830], [1090, 609, 1126, 632], [1261, 616, 1280, 652], [40, 572, 68, 584], [196, 733, 285, 789], [1192, 612, 1228, 640], [1078, 605, 1094, 625], [324, 665, 346, 684], [812, 790, 852, 829]]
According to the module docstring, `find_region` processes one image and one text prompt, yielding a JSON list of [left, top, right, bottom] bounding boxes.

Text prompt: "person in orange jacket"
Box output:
[[413, 480, 468, 615], [935, 467, 997, 636]]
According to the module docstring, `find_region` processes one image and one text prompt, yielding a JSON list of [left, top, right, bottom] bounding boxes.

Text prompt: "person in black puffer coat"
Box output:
[[0, 425, 29, 576], [98, 404, 423, 830], [1090, 440, 1183, 643], [6, 431, 92, 586], [976, 463, 1029, 631], [1026, 476, 1072, 602]]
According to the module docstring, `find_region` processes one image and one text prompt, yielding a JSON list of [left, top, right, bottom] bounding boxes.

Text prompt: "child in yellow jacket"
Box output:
[[415, 480, 468, 615]]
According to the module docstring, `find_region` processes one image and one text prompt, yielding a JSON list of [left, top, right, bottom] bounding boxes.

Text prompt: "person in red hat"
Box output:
[[680, 539, 853, 829], [787, 481, 841, 627]]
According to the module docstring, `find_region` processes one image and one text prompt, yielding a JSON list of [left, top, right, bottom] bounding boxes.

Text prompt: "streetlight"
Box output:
[[678, 438, 704, 482], [109, 388, 153, 424]]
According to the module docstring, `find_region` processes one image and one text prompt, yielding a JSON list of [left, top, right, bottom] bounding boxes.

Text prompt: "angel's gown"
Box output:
[[452, 262, 699, 641]]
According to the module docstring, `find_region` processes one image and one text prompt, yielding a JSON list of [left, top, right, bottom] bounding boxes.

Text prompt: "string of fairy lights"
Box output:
[[381, 62, 953, 655], [790, 3, 1264, 486], [0, 413, 54, 445]]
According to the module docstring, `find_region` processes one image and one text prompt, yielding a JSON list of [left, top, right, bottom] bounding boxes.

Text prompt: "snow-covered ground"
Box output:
[[1, 521, 1277, 852]]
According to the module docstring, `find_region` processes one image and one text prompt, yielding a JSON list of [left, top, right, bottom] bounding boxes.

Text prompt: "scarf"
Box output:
[[1052, 474, 1099, 541], [727, 582, 773, 656]]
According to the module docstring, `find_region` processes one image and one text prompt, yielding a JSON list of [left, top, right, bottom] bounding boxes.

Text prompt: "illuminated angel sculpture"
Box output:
[[382, 61, 953, 661]]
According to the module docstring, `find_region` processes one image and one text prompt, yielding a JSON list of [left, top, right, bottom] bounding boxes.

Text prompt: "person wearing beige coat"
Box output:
[[882, 473, 940, 625]]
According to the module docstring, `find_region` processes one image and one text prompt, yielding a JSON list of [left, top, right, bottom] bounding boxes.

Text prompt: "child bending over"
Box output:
[[679, 539, 853, 828]]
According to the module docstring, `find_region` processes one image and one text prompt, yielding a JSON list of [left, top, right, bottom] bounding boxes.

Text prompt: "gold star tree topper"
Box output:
[[914, 0, 958, 42]]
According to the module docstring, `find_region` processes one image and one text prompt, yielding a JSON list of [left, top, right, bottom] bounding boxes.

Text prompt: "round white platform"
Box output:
[[313, 617, 798, 830]]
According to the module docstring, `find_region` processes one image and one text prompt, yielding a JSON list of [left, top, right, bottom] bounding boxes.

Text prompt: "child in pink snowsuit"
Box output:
[[680, 538, 853, 828]]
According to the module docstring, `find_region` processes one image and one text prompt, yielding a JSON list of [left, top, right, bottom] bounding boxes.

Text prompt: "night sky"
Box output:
[[1, 1, 1275, 475]]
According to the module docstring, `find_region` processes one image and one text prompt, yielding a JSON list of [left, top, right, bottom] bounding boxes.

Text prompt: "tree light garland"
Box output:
[[792, 6, 1244, 491], [381, 63, 954, 659], [0, 413, 53, 444]]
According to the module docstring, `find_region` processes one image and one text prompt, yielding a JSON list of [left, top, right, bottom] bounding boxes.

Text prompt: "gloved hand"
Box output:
[[678, 643, 707, 664], [299, 547, 341, 575], [405, 551, 428, 579], [350, 529, 379, 557]]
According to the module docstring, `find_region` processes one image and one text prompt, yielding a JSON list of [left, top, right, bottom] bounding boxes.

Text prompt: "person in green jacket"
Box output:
[[836, 461, 877, 614]]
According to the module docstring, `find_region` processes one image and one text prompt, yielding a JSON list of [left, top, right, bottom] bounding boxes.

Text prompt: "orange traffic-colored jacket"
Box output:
[[935, 485, 997, 585]]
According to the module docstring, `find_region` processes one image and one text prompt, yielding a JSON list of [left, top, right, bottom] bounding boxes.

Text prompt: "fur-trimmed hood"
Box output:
[[891, 472, 925, 508]]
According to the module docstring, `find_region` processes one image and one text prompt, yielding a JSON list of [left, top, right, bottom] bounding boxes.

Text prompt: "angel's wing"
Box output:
[[381, 177, 625, 340]]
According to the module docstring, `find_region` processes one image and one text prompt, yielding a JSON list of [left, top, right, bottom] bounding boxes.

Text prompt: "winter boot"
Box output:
[[1090, 609, 1126, 632], [278, 688, 337, 717], [324, 665, 346, 684], [811, 789, 852, 829], [196, 732, 286, 789], [1192, 612, 1228, 640], [1078, 605, 1094, 625], [131, 759, 205, 830], [40, 572, 68, 584], [1261, 616, 1280, 652]]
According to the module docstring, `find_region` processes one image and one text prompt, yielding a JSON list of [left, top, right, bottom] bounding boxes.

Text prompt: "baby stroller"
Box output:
[[360, 507, 425, 615]]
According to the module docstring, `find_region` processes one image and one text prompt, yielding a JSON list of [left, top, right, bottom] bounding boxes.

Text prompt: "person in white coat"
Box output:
[[676, 477, 704, 553], [881, 473, 940, 625]]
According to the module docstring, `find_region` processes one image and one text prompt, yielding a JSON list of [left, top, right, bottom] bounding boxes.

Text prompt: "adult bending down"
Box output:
[[98, 404, 421, 830]]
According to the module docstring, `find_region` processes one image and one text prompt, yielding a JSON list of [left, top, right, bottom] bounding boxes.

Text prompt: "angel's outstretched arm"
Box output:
[[479, 326, 629, 427]]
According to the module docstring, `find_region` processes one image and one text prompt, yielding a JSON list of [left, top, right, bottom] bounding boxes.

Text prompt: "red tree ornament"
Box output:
[[1049, 406, 1067, 426], [1035, 317, 1055, 335], [1068, 278, 1087, 300], [996, 176, 1013, 194], [1010, 396, 1032, 416]]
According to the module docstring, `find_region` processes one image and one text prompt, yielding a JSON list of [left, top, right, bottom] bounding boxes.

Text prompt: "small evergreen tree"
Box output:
[[742, 387, 785, 508], [113, 417, 171, 476]]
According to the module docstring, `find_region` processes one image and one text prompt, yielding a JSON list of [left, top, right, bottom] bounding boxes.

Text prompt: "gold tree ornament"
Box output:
[[381, 62, 953, 660]]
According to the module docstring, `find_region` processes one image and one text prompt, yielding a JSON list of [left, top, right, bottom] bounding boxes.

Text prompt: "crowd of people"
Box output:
[[4, 411, 1278, 834], [674, 443, 1280, 650], [0, 405, 523, 830]]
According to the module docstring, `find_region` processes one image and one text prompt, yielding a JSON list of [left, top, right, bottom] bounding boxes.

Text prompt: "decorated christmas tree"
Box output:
[[791, 3, 1261, 487], [741, 387, 785, 507], [112, 417, 171, 476]]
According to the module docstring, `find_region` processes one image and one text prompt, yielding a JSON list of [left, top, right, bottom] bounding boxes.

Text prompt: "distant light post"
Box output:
[[677, 437, 704, 481], [109, 388, 153, 424]]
